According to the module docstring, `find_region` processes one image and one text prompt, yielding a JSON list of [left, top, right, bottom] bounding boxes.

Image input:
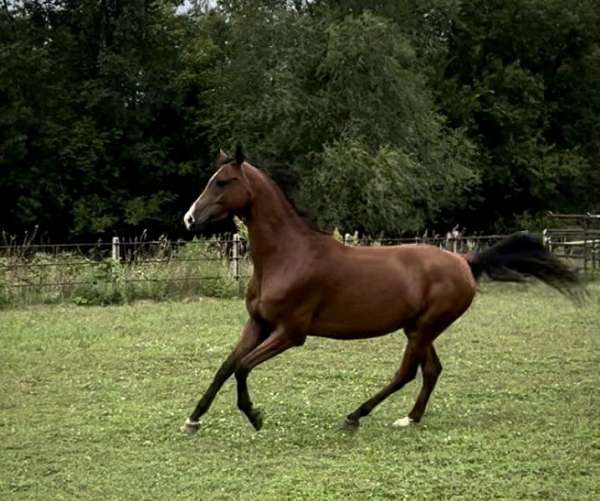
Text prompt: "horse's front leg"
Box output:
[[234, 327, 301, 430], [181, 318, 265, 434]]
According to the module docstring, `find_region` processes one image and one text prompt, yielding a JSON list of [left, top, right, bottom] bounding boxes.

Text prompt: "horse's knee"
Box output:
[[423, 359, 442, 381], [407, 364, 419, 383], [392, 363, 418, 390]]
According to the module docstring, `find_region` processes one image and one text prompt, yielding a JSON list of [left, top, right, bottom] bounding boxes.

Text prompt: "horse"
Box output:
[[180, 146, 583, 434]]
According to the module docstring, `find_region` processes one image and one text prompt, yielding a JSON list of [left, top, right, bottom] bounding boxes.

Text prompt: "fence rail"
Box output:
[[0, 231, 596, 305]]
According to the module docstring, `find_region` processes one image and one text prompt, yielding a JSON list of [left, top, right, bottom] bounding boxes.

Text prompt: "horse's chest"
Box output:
[[248, 281, 306, 325], [254, 293, 289, 323]]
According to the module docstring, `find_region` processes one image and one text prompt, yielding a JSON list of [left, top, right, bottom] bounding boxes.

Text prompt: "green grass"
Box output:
[[1, 283, 599, 500]]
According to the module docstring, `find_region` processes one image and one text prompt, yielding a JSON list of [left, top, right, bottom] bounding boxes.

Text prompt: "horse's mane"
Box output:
[[260, 163, 329, 235], [220, 156, 327, 235]]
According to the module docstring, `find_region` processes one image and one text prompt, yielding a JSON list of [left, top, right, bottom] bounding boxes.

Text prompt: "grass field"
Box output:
[[1, 282, 599, 500]]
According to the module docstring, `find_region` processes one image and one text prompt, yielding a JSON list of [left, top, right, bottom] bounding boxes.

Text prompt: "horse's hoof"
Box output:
[[249, 408, 263, 431], [341, 417, 360, 432], [392, 416, 414, 428], [181, 418, 200, 434]]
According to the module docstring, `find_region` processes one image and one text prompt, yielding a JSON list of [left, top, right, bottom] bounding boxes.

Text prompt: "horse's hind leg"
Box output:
[[343, 338, 424, 431], [393, 344, 442, 427], [344, 279, 473, 431], [181, 318, 265, 434]]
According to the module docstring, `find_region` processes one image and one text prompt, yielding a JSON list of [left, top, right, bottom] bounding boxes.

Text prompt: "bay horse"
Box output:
[[181, 146, 582, 434]]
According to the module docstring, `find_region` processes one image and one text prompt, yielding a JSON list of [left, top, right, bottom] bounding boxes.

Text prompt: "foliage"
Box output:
[[433, 0, 600, 230], [0, 0, 211, 239], [200, 6, 478, 233], [1, 0, 599, 237], [233, 216, 249, 243]]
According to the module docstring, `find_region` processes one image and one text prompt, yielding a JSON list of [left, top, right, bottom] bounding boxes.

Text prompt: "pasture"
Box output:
[[1, 283, 599, 500]]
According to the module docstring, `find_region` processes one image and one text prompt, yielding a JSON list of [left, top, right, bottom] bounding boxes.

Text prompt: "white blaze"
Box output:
[[183, 207, 195, 230], [183, 165, 225, 230]]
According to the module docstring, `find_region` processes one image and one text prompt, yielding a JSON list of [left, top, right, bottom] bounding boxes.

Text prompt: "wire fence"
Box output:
[[0, 236, 252, 305], [0, 230, 597, 306]]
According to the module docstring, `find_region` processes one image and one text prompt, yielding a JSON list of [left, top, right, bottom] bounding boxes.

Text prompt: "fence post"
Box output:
[[112, 236, 120, 262], [583, 221, 589, 272], [232, 233, 240, 288], [344, 233, 351, 246]]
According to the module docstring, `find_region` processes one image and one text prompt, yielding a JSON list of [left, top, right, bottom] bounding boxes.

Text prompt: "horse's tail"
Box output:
[[466, 232, 585, 301]]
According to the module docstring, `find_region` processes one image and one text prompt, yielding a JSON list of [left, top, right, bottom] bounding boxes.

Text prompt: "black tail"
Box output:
[[467, 232, 585, 301]]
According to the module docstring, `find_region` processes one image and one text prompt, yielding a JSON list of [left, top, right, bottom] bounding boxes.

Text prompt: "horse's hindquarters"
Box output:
[[307, 245, 475, 339]]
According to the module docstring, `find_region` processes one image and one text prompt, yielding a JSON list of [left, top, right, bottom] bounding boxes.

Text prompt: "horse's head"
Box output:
[[184, 146, 251, 230]]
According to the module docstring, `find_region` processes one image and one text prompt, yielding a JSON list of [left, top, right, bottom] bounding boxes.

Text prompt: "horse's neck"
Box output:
[[244, 166, 309, 275]]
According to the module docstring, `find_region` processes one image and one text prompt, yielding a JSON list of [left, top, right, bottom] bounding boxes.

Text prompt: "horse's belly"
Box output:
[[309, 290, 420, 339]]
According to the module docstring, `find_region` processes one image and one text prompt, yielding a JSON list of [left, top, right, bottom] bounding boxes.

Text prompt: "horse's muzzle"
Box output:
[[183, 211, 195, 230], [183, 203, 221, 231]]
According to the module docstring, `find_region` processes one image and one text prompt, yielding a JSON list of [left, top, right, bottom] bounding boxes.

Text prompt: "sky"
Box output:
[[176, 0, 217, 15]]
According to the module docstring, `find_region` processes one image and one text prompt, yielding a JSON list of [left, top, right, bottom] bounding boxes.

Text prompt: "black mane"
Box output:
[[217, 153, 327, 234], [264, 163, 328, 234]]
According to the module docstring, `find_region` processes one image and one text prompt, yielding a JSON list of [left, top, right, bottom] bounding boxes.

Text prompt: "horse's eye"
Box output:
[[215, 179, 230, 188]]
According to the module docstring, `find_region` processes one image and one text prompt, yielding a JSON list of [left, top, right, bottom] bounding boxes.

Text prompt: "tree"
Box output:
[[433, 0, 600, 230], [198, 3, 477, 234], [3, 0, 597, 239], [0, 0, 212, 239]]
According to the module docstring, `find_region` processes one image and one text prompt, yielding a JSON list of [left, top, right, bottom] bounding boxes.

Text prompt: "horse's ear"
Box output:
[[235, 144, 245, 166], [216, 149, 229, 165]]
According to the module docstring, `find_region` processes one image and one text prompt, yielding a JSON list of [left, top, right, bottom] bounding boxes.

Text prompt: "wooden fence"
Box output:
[[544, 212, 600, 272]]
